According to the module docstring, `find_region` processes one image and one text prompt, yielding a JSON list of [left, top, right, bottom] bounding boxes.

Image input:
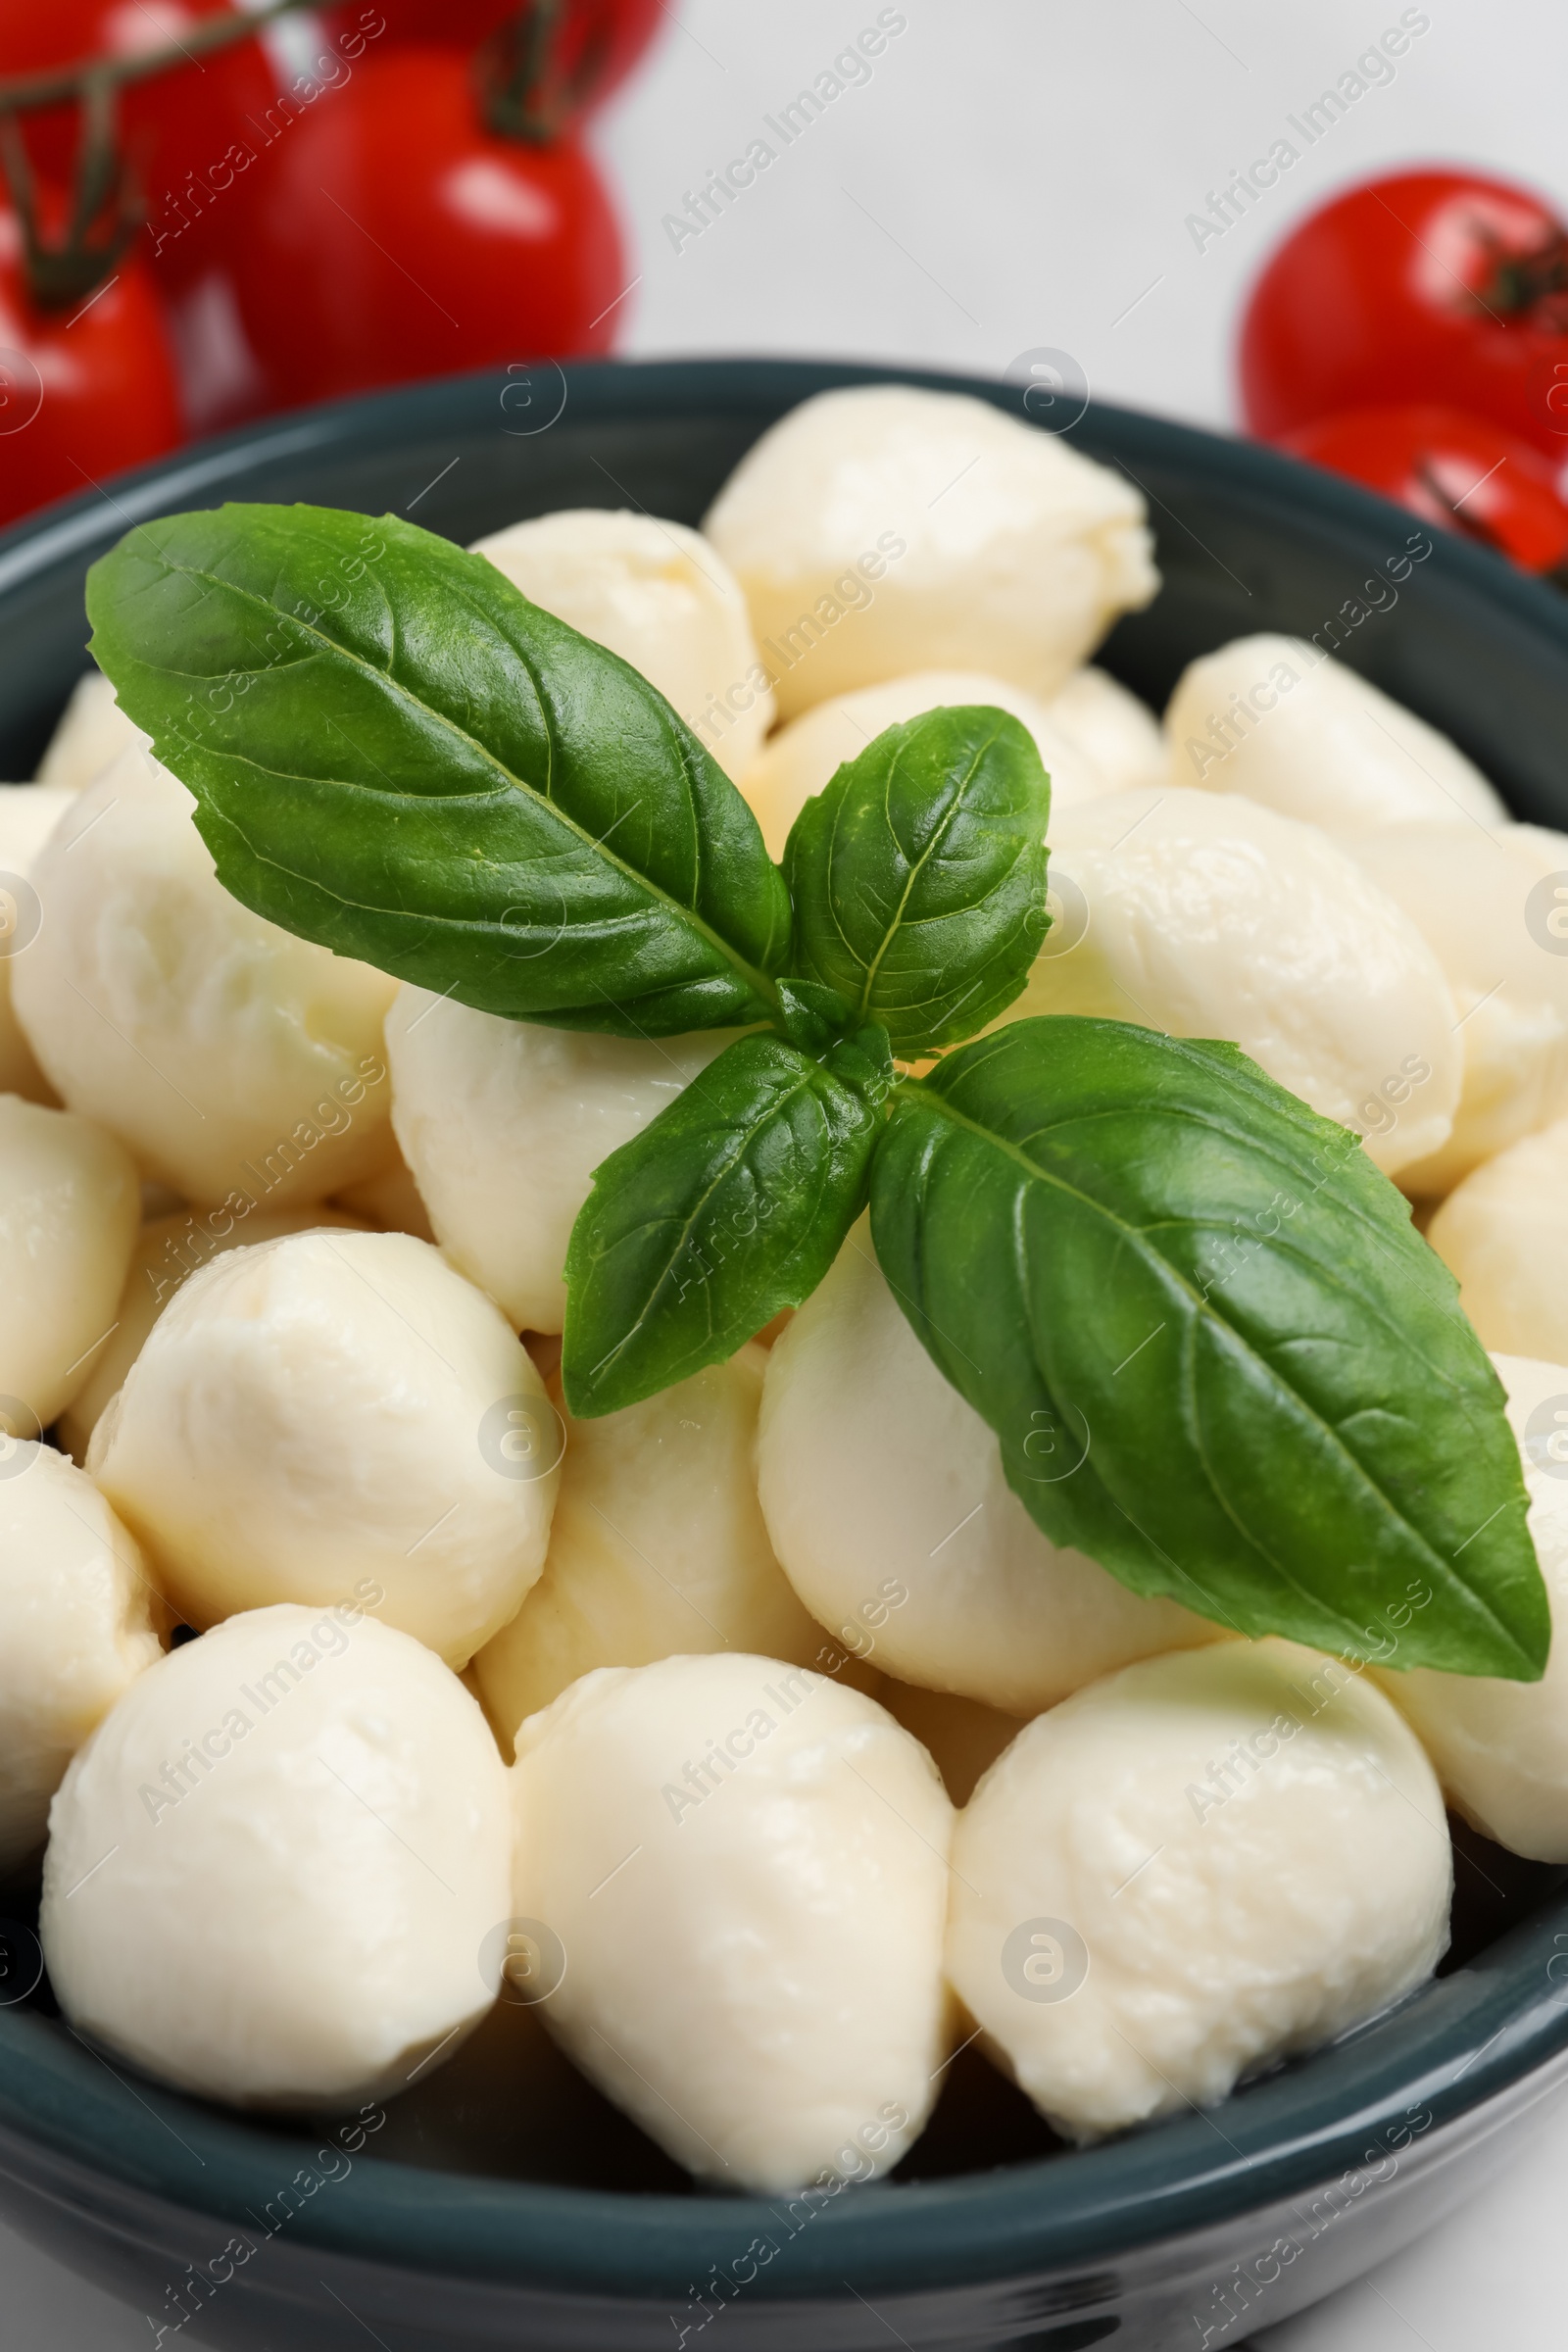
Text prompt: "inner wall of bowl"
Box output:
[[6, 355, 1568, 808], [4, 357, 1568, 2221]]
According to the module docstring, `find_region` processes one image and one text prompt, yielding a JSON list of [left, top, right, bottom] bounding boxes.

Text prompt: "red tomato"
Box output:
[[0, 211, 181, 529], [1278, 405, 1568, 577], [0, 0, 278, 270], [218, 46, 624, 411], [328, 0, 663, 116], [1241, 171, 1568, 457]]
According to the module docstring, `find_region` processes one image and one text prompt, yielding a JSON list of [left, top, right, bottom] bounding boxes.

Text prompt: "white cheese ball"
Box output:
[[0, 1095, 138, 1431], [1380, 1354, 1568, 1860], [88, 1230, 560, 1667], [705, 385, 1157, 719], [56, 1204, 367, 1462], [1427, 1119, 1568, 1359], [386, 986, 727, 1333], [512, 1651, 953, 2192], [1345, 822, 1568, 1195], [1165, 635, 1506, 831], [949, 1639, 1450, 2143], [0, 785, 74, 1103], [738, 669, 1106, 863], [473, 1346, 820, 1744], [756, 1229, 1223, 1716], [0, 1444, 162, 1876], [470, 508, 775, 780], [1005, 787, 1461, 1179], [12, 749, 399, 1206], [34, 668, 147, 790], [1045, 666, 1165, 795], [41, 1603, 511, 2106]]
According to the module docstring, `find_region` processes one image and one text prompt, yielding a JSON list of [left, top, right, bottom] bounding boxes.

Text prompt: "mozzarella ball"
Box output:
[[877, 1680, 1024, 1807], [1006, 788, 1460, 1178], [34, 668, 147, 790], [1345, 822, 1568, 1194], [705, 385, 1157, 719], [0, 1445, 162, 1877], [41, 1604, 511, 2106], [387, 986, 727, 1333], [739, 669, 1106, 863], [88, 1230, 560, 1668], [1165, 635, 1506, 831], [473, 1346, 820, 1744], [512, 1652, 953, 2191], [56, 1204, 368, 1462], [1045, 665, 1165, 795], [1380, 1354, 1568, 1860], [0, 1095, 138, 1430], [0, 787, 72, 868], [757, 1229, 1222, 1716], [0, 785, 74, 1103], [470, 508, 775, 780], [1427, 1119, 1568, 1358], [949, 1640, 1450, 2143], [12, 749, 399, 1206]]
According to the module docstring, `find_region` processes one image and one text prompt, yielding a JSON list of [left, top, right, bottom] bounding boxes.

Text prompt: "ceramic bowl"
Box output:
[[2, 358, 1567, 2352]]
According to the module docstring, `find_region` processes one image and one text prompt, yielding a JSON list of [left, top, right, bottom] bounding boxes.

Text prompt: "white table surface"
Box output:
[[8, 2, 1568, 2343]]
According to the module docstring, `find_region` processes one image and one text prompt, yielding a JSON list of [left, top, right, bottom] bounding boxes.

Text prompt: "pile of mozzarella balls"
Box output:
[[4, 384, 1568, 2200]]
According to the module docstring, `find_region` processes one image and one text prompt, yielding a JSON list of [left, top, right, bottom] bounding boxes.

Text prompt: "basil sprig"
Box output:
[[87, 504, 1548, 1679]]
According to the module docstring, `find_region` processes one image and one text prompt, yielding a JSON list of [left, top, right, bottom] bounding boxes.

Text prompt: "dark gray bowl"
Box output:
[[2, 359, 1567, 2352]]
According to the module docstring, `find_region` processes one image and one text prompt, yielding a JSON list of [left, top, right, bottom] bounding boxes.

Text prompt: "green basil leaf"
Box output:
[[85, 504, 793, 1039], [870, 1015, 1547, 1680], [782, 706, 1052, 1054], [773, 975, 857, 1053], [564, 1027, 891, 1417]]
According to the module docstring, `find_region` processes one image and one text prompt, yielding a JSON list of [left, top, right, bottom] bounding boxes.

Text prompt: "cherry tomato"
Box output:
[[0, 210, 181, 529], [1278, 405, 1568, 578], [0, 1, 279, 266], [1241, 171, 1568, 458], [219, 45, 624, 412]]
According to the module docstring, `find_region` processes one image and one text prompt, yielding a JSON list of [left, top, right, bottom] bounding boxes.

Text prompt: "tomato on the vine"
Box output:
[[0, 1, 279, 270], [219, 45, 625, 412], [0, 211, 180, 529], [1241, 171, 1568, 458], [1279, 405, 1568, 579]]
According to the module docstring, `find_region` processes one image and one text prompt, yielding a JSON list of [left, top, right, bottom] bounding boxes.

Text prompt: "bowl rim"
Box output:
[[3, 353, 1568, 2306], [5, 1889, 1568, 2301]]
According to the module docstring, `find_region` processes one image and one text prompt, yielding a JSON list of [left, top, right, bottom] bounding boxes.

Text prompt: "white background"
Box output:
[[8, 3, 1568, 2344], [606, 0, 1568, 437]]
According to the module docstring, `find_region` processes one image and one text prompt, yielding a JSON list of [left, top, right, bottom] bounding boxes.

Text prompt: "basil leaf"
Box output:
[[870, 1015, 1547, 1680], [564, 1027, 891, 1417], [782, 706, 1052, 1054], [85, 505, 793, 1039]]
